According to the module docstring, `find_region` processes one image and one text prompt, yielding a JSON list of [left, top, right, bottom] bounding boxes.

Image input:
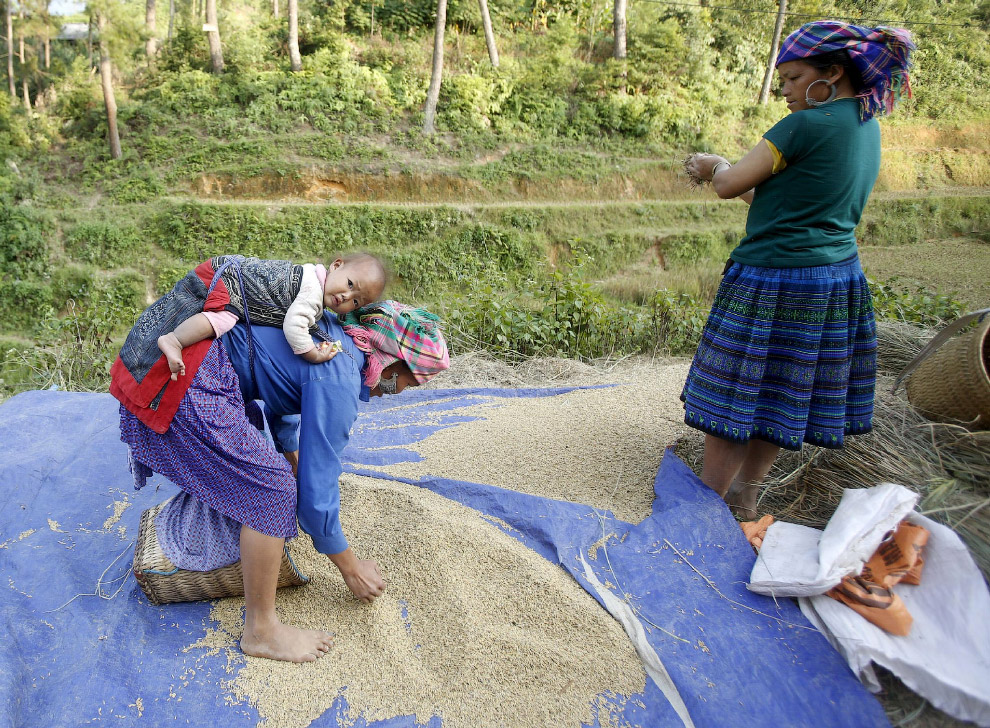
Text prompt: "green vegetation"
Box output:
[[0, 0, 987, 399]]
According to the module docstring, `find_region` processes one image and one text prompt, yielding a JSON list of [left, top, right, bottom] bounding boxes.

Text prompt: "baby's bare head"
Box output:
[[323, 253, 387, 315]]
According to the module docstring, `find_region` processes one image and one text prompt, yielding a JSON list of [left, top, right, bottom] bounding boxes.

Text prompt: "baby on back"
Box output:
[[157, 253, 386, 380]]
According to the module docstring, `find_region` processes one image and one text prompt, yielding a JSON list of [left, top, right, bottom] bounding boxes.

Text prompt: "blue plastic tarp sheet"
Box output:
[[0, 388, 890, 728]]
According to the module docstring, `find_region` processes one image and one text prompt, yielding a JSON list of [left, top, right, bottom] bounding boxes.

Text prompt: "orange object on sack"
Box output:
[[826, 520, 929, 636], [740, 514, 775, 550]]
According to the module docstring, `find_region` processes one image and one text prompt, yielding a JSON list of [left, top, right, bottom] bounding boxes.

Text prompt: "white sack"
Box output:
[[744, 481, 990, 726], [800, 513, 990, 727], [748, 482, 918, 597]]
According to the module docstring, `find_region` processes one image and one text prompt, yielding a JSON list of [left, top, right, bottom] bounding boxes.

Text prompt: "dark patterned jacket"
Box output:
[[110, 256, 314, 433]]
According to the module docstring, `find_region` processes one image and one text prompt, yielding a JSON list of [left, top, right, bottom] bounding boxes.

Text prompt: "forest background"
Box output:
[[0, 0, 987, 396]]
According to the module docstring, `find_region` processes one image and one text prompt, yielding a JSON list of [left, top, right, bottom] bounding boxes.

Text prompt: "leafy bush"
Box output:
[[0, 285, 138, 394], [661, 230, 739, 267], [0, 280, 53, 330], [105, 172, 167, 204], [442, 258, 709, 360], [0, 92, 31, 160], [64, 222, 147, 268], [869, 278, 965, 328], [392, 222, 541, 292], [150, 200, 464, 263], [858, 197, 989, 246], [0, 205, 50, 280], [650, 289, 708, 354]]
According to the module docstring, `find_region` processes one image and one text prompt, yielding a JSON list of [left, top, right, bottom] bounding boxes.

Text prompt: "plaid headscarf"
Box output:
[[776, 21, 915, 121], [341, 301, 450, 388]]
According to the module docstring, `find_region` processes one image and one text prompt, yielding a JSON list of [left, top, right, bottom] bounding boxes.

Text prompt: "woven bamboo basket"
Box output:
[[906, 315, 990, 429], [133, 499, 309, 606]]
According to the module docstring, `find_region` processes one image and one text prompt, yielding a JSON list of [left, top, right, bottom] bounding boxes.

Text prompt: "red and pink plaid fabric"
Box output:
[[341, 301, 450, 387], [776, 20, 915, 121]]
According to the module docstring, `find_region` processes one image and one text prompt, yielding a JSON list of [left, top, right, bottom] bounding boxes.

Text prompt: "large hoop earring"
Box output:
[[805, 79, 837, 107]]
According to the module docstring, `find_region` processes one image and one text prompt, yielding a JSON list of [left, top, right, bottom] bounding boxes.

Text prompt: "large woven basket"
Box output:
[[133, 499, 309, 606], [905, 314, 990, 429]]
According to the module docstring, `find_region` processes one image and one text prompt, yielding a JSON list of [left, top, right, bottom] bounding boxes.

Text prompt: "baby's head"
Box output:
[[323, 253, 386, 315]]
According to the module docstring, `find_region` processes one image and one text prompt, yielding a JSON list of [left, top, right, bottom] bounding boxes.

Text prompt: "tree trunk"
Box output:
[[4, 0, 11, 97], [41, 5, 51, 69], [288, 0, 301, 71], [612, 0, 626, 59], [204, 0, 224, 74], [96, 13, 122, 160], [21, 76, 29, 110], [422, 0, 447, 134], [759, 0, 787, 104], [168, 0, 175, 41], [478, 0, 498, 68], [273, 0, 279, 19], [146, 0, 158, 59]]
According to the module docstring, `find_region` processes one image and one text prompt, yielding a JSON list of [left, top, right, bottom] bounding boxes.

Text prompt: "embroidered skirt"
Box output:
[[681, 255, 876, 451], [121, 340, 297, 570]]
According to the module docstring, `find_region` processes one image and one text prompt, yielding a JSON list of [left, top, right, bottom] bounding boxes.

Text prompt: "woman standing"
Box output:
[[682, 21, 915, 518]]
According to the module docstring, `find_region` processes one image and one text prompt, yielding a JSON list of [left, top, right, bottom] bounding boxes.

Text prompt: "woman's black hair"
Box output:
[[805, 49, 865, 93]]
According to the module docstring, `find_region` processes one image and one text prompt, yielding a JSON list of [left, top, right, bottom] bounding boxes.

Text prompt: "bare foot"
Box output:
[[240, 621, 334, 663], [725, 483, 760, 521], [157, 333, 186, 381]]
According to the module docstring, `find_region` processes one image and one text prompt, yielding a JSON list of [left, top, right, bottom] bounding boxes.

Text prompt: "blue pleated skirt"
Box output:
[[681, 255, 877, 450]]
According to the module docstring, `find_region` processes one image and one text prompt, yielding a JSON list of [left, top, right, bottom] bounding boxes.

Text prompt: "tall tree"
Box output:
[[272, 0, 278, 19], [287, 0, 300, 71], [5, 0, 14, 97], [612, 0, 626, 59], [146, 0, 157, 59], [17, 8, 23, 63], [478, 0, 498, 68], [759, 0, 787, 104], [167, 0, 174, 41], [42, 0, 50, 69], [422, 0, 447, 134], [95, 11, 121, 158], [204, 0, 223, 73]]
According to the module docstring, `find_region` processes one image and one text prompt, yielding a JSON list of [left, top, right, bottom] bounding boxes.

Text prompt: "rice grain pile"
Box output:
[[190, 475, 646, 728], [371, 361, 691, 524]]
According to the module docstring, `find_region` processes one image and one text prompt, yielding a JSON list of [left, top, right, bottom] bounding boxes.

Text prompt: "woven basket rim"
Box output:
[[906, 315, 990, 426]]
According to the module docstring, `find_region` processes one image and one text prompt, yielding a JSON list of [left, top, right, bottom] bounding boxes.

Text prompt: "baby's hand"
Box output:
[[158, 333, 186, 381], [304, 340, 342, 364]]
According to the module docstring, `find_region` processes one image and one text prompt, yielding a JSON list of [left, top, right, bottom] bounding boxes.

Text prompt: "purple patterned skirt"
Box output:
[[121, 341, 297, 571]]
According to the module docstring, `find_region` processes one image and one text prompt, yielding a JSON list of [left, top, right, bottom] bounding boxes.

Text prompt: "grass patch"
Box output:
[[860, 237, 990, 310]]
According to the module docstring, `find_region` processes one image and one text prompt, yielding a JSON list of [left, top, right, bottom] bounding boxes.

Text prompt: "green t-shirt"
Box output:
[[732, 98, 881, 268]]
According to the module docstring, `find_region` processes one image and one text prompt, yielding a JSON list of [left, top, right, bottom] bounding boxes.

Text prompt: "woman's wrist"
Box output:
[[328, 547, 359, 576], [711, 161, 731, 180]]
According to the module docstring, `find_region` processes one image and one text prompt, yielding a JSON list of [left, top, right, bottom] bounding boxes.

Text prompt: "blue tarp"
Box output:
[[0, 389, 890, 727]]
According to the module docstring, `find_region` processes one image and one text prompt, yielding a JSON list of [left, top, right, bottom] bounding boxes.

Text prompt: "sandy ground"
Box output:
[[372, 354, 693, 524]]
